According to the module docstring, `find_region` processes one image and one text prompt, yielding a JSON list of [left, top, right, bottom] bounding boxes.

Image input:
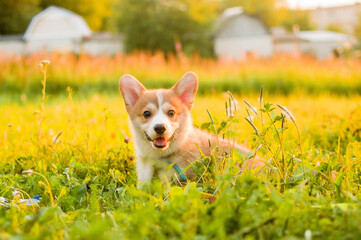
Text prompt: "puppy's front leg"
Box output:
[[136, 158, 154, 186]]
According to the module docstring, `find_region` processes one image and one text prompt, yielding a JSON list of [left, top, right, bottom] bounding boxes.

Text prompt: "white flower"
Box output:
[[226, 107, 235, 118], [226, 99, 239, 118], [305, 230, 312, 240], [39, 60, 50, 68], [278, 105, 296, 122], [12, 190, 21, 198], [245, 117, 258, 134], [246, 115, 254, 123], [232, 99, 239, 111], [22, 169, 34, 176], [52, 131, 63, 144], [251, 106, 258, 114], [244, 100, 258, 115]]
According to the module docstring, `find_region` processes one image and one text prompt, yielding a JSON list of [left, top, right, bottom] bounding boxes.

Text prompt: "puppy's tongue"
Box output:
[[154, 137, 167, 148]]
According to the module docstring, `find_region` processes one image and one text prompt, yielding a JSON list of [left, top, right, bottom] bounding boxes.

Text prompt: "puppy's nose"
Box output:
[[154, 124, 166, 134]]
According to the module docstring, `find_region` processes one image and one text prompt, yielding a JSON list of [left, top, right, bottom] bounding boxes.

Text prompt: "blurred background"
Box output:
[[0, 0, 361, 97], [1, 0, 361, 58]]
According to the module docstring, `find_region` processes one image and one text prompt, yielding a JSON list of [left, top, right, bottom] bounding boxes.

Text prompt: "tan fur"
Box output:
[[119, 72, 264, 185]]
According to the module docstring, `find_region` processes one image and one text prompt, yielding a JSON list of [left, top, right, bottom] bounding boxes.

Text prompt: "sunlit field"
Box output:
[[1, 52, 361, 98], [1, 54, 361, 239]]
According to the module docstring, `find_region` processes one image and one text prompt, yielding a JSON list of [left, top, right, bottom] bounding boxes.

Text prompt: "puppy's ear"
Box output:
[[172, 72, 198, 109], [119, 74, 146, 108]]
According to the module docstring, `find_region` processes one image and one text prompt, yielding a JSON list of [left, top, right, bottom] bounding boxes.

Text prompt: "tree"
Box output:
[[112, 0, 218, 57], [280, 8, 315, 31], [326, 24, 345, 33], [355, 13, 361, 40], [220, 0, 286, 26], [0, 0, 40, 35], [40, 0, 112, 31], [354, 14, 361, 55]]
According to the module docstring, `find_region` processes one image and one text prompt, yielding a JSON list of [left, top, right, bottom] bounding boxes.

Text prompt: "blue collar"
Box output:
[[165, 160, 187, 181]]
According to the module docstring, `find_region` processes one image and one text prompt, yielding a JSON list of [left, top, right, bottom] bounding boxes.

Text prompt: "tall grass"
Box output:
[[1, 52, 361, 97], [1, 91, 361, 238], [1, 58, 361, 239]]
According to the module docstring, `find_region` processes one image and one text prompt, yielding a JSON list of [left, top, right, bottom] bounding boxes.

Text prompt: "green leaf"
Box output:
[[335, 172, 345, 187], [320, 162, 329, 172], [70, 184, 88, 198], [200, 122, 211, 130], [38, 207, 61, 224], [274, 115, 283, 121], [264, 102, 272, 111]]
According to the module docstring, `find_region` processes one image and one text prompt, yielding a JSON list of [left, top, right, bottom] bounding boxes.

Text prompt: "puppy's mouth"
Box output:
[[144, 132, 174, 149]]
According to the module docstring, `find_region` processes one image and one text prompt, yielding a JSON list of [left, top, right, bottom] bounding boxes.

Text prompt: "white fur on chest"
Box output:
[[130, 121, 178, 183]]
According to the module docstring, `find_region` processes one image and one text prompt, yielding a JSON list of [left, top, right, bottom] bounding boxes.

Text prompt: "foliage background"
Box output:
[[0, 0, 321, 56]]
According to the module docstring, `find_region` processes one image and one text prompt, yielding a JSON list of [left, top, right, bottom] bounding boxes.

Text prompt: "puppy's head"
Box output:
[[119, 72, 198, 151]]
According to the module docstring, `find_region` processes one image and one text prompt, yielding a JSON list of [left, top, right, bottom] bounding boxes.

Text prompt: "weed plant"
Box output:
[[0, 60, 361, 239], [1, 53, 361, 97]]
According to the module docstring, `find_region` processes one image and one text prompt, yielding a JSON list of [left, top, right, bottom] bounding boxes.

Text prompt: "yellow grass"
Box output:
[[2, 92, 360, 163], [1, 55, 361, 238]]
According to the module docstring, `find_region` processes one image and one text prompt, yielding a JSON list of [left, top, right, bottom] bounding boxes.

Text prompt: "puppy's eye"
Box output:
[[167, 110, 175, 118], [143, 111, 151, 119]]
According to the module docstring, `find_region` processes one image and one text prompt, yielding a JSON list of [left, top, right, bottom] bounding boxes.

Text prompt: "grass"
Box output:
[[0, 56, 361, 239], [1, 52, 361, 96]]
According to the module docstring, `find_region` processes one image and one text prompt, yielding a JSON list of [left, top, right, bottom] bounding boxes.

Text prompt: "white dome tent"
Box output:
[[23, 6, 92, 54], [214, 7, 274, 60]]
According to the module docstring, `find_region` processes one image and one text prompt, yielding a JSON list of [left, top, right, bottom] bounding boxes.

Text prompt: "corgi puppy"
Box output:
[[119, 72, 264, 185]]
